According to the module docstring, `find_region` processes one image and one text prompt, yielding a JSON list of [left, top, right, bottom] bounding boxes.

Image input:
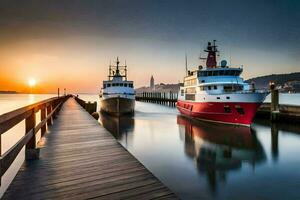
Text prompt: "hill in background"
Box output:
[[246, 72, 300, 92]]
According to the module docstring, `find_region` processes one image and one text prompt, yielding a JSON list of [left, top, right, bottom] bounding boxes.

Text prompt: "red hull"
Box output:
[[176, 100, 262, 126]]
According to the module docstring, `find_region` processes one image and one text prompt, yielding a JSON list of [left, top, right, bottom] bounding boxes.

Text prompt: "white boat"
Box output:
[[100, 57, 135, 115]]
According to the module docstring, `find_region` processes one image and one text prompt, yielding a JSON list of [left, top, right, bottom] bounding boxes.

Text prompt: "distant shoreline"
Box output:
[[0, 91, 18, 94]]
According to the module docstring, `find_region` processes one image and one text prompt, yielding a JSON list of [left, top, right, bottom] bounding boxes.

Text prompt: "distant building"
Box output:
[[150, 75, 155, 90]]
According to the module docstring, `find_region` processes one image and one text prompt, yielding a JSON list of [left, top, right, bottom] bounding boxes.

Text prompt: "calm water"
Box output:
[[0, 93, 300, 199]]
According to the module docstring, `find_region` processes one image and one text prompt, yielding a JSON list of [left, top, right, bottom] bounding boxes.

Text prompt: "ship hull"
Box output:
[[176, 100, 262, 126], [101, 97, 135, 116]]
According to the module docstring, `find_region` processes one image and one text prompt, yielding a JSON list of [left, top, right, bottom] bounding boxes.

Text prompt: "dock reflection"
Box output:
[[177, 116, 266, 193], [99, 111, 134, 140]]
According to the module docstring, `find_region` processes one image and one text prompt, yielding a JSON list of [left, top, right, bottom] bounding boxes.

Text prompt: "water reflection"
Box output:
[[177, 116, 266, 193], [99, 111, 134, 140]]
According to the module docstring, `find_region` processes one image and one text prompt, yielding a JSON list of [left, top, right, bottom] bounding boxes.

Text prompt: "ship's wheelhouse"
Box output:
[[197, 68, 242, 77], [100, 57, 135, 98], [103, 82, 134, 89]]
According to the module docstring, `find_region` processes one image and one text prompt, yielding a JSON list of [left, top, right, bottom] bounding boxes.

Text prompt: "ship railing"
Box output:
[[103, 93, 135, 99], [221, 89, 269, 94]]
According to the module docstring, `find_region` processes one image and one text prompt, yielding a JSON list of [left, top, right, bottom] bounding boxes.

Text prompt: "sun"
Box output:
[[28, 78, 37, 87]]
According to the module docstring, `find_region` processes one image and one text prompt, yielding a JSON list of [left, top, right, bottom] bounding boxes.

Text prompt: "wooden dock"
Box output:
[[136, 92, 177, 107], [2, 98, 177, 199]]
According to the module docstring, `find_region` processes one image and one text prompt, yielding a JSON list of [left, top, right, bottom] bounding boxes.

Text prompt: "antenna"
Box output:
[[125, 60, 127, 81], [185, 53, 188, 76], [109, 60, 112, 80], [229, 44, 232, 67]]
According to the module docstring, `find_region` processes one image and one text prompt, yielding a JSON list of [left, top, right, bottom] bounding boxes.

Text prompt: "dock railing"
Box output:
[[0, 95, 70, 179], [74, 96, 97, 114]]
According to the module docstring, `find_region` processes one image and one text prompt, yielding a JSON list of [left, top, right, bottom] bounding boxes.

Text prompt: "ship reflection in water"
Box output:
[[99, 111, 134, 140], [177, 116, 266, 193], [98, 101, 300, 200]]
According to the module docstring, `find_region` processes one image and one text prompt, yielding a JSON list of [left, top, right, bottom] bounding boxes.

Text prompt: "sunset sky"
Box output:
[[0, 0, 299, 93]]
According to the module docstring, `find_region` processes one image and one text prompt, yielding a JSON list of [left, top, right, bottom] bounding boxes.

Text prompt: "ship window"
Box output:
[[112, 83, 116, 87], [229, 70, 235, 76], [107, 83, 111, 87], [124, 83, 128, 87], [225, 70, 230, 75], [129, 84, 133, 88], [199, 86, 205, 91], [203, 71, 208, 76], [235, 106, 245, 115], [119, 83, 123, 86], [213, 85, 217, 90], [186, 87, 196, 94], [208, 86, 212, 90], [207, 71, 213, 76], [103, 84, 106, 89], [213, 71, 218, 76], [234, 85, 243, 91], [217, 97, 220, 99], [116, 83, 119, 86], [185, 94, 195, 101], [219, 70, 225, 75], [181, 89, 184, 96], [226, 96, 230, 99], [224, 105, 231, 113], [201, 80, 205, 83], [224, 85, 232, 92]]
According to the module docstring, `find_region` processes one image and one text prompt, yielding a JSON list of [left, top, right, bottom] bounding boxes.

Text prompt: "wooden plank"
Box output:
[[2, 98, 177, 200]]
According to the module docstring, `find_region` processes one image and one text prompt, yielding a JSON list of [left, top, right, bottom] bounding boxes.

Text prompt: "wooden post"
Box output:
[[47, 104, 53, 126], [41, 107, 46, 136], [25, 109, 39, 160], [169, 91, 172, 106], [58, 88, 60, 97], [270, 83, 279, 121], [53, 100, 57, 119]]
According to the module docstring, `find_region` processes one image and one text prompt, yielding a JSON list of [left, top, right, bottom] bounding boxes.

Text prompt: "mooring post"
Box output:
[[270, 83, 279, 121], [85, 101, 97, 114], [25, 108, 39, 160]]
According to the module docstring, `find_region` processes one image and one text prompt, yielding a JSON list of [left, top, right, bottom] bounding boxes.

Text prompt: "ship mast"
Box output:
[[108, 57, 128, 80], [116, 57, 120, 76], [204, 40, 218, 68]]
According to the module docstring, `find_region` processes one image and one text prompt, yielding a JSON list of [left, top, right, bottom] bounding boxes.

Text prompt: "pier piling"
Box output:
[[270, 83, 279, 121]]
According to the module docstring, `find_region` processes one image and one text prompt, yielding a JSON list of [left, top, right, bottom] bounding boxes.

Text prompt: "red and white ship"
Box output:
[[176, 41, 268, 126]]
